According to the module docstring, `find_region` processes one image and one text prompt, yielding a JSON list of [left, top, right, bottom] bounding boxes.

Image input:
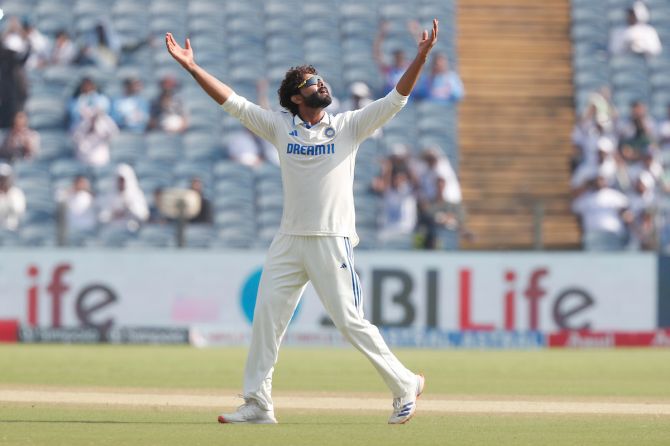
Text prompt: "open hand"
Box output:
[[165, 32, 195, 71], [417, 19, 439, 59]]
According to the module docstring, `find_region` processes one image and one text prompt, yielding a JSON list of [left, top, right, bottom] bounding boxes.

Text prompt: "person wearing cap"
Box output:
[[609, 1, 662, 57], [341, 82, 373, 112], [111, 77, 150, 133], [0, 163, 26, 231]]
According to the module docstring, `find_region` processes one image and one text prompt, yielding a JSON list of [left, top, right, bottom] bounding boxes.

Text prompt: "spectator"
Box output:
[[415, 146, 462, 207], [148, 75, 188, 133], [617, 101, 656, 164], [416, 53, 464, 104], [572, 173, 632, 250], [76, 20, 121, 69], [49, 30, 77, 66], [67, 77, 111, 131], [371, 144, 416, 195], [22, 17, 51, 70], [571, 102, 618, 170], [62, 175, 97, 233], [226, 128, 275, 167], [378, 170, 417, 243], [374, 21, 410, 96], [0, 163, 26, 231], [586, 86, 618, 132], [609, 2, 662, 57], [626, 172, 656, 250], [658, 104, 670, 152], [0, 111, 40, 162], [0, 23, 30, 129], [571, 137, 618, 194], [341, 82, 374, 112], [111, 77, 150, 132], [97, 163, 149, 231], [426, 175, 463, 249], [189, 177, 213, 224], [71, 107, 119, 167], [414, 147, 464, 249]]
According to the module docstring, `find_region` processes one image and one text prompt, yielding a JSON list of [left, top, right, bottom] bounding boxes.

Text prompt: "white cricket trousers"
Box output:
[[243, 234, 416, 411]]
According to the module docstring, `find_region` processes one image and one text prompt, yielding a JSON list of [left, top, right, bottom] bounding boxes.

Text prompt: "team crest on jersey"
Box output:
[[324, 127, 335, 138]]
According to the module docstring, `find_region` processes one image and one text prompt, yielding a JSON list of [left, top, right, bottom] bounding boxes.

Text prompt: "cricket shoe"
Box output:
[[218, 399, 277, 424], [388, 374, 425, 424]]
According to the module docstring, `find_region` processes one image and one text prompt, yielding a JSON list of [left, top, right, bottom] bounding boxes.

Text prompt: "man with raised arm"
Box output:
[[166, 19, 439, 425]]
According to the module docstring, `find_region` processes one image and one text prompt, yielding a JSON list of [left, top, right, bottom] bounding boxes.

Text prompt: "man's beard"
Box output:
[[303, 91, 332, 108]]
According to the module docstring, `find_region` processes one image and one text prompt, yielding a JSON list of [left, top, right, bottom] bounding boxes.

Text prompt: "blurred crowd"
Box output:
[[571, 3, 670, 251], [0, 12, 465, 249]]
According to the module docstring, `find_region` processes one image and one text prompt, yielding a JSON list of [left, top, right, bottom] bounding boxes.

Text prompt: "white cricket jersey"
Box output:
[[222, 88, 408, 246]]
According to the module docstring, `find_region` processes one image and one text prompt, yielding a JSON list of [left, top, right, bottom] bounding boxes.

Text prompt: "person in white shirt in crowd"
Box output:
[[0, 163, 26, 231], [49, 30, 77, 66], [415, 146, 462, 206], [22, 17, 51, 70], [72, 106, 119, 167], [377, 170, 417, 244], [341, 82, 374, 112], [61, 175, 97, 233], [571, 100, 618, 171], [586, 87, 618, 133], [148, 75, 189, 133], [571, 137, 620, 194], [572, 172, 633, 250], [413, 146, 463, 249], [165, 17, 439, 425], [97, 164, 148, 231], [609, 1, 662, 57]]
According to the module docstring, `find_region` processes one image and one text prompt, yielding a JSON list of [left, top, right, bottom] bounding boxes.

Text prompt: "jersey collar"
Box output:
[[293, 112, 332, 128]]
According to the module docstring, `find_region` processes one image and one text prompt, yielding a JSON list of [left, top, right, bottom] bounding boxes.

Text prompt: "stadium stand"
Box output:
[[0, 0, 453, 249], [569, 0, 670, 252]]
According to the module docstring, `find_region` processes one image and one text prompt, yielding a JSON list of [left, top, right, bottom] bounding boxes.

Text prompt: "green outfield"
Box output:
[[1, 345, 669, 445]]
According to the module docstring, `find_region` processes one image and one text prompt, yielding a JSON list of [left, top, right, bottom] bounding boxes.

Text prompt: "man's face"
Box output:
[[299, 75, 332, 109]]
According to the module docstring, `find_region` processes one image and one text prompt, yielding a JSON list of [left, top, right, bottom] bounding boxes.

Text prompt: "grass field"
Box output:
[[1, 345, 670, 445]]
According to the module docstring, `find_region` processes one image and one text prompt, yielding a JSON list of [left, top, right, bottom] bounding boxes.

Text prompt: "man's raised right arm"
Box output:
[[165, 33, 233, 105]]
